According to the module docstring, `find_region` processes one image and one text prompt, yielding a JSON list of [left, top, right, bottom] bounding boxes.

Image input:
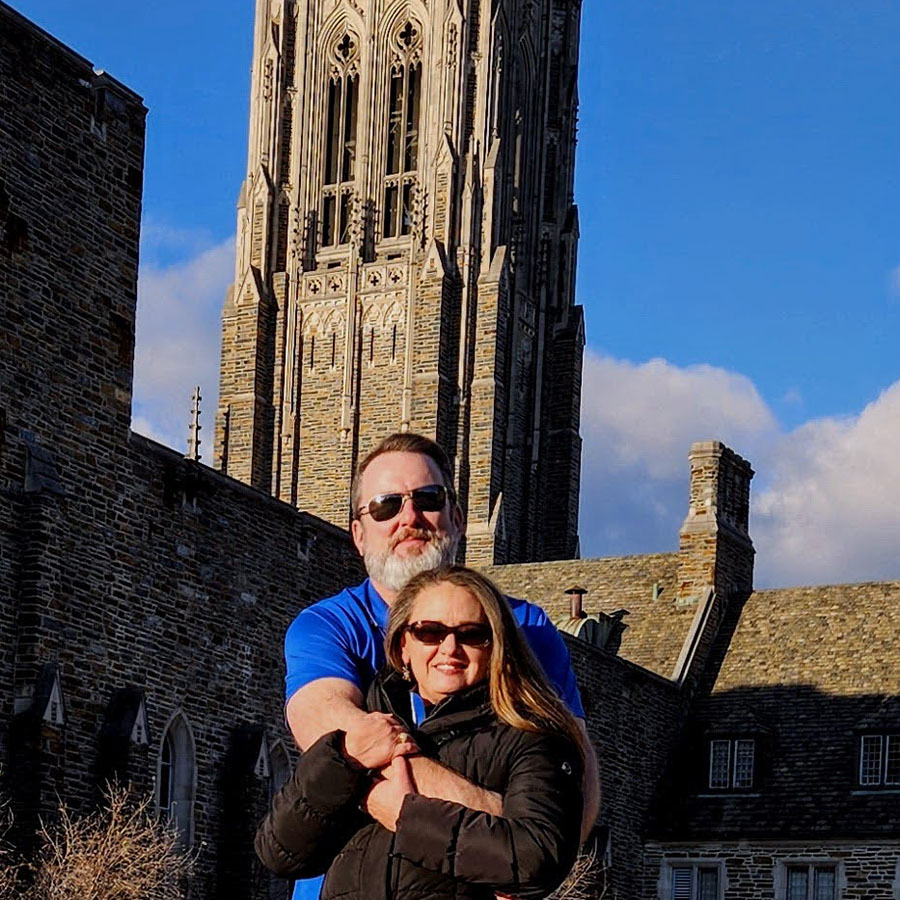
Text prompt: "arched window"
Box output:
[[268, 741, 292, 798], [383, 21, 422, 238], [157, 712, 196, 849], [267, 742, 293, 900], [321, 32, 360, 247]]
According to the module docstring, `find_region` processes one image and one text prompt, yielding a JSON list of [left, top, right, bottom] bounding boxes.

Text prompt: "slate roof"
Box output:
[[650, 580, 900, 839], [482, 553, 694, 678]]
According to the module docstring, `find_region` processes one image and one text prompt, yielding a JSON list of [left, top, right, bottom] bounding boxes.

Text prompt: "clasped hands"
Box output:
[[343, 712, 418, 832], [343, 713, 517, 900]]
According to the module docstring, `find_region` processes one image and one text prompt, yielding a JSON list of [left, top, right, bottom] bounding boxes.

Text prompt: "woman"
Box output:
[[256, 565, 585, 899]]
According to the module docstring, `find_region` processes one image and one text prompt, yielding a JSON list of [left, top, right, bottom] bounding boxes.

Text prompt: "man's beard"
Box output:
[[365, 528, 459, 592]]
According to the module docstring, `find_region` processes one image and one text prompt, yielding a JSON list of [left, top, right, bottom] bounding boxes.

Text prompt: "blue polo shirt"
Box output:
[[283, 578, 584, 900]]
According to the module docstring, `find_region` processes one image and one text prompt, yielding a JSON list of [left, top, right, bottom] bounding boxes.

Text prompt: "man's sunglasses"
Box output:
[[406, 620, 493, 648], [357, 484, 448, 523]]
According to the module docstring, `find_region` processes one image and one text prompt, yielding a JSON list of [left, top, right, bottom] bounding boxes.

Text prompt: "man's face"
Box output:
[[351, 451, 462, 595]]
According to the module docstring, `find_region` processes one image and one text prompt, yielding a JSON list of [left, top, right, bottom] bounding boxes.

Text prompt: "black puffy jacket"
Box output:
[[255, 671, 584, 900]]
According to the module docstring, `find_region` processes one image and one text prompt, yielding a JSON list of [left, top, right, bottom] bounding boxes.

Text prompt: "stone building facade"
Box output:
[[0, 5, 363, 896], [642, 579, 900, 900], [214, 0, 585, 565], [487, 461, 900, 899]]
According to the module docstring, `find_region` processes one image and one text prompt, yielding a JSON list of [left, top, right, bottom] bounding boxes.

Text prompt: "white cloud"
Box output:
[[131, 235, 234, 455], [581, 354, 776, 479], [753, 381, 900, 587], [129, 415, 177, 448], [578, 351, 900, 589], [578, 352, 777, 557]]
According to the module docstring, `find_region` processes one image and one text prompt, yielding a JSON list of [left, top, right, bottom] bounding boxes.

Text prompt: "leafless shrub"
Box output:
[[549, 834, 609, 900], [20, 785, 192, 900], [0, 798, 25, 898]]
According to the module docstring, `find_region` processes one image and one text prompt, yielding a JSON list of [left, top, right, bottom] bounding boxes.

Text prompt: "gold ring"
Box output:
[[397, 732, 410, 744]]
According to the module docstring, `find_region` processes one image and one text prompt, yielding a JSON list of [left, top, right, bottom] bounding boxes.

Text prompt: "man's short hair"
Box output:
[[351, 433, 456, 516]]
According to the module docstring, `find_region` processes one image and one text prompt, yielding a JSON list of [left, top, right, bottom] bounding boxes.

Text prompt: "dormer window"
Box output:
[[859, 733, 900, 787], [708, 737, 755, 790]]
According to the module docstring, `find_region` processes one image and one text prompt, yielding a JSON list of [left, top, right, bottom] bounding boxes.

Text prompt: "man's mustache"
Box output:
[[389, 527, 435, 551]]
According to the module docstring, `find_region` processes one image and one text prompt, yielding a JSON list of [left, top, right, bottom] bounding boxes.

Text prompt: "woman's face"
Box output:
[[400, 582, 492, 705]]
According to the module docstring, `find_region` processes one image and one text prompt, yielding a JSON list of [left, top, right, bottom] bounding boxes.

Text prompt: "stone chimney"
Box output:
[[677, 441, 754, 606]]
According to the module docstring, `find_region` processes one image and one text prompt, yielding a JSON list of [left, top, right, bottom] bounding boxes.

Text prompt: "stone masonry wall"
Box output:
[[0, 4, 144, 462], [643, 841, 900, 900], [677, 441, 754, 603], [566, 638, 685, 900], [538, 303, 584, 561], [463, 259, 507, 565], [215, 279, 276, 494], [0, 0, 146, 767], [6, 427, 363, 897]]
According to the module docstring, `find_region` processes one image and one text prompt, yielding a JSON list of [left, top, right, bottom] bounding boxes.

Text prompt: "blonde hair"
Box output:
[[386, 565, 585, 759]]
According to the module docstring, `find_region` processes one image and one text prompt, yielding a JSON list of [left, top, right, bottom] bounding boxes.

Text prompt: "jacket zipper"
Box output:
[[386, 829, 398, 899]]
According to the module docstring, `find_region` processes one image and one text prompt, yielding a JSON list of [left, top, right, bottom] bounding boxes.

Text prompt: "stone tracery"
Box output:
[[382, 18, 423, 239], [321, 29, 361, 248]]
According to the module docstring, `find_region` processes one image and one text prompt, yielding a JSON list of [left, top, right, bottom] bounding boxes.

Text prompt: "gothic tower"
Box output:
[[215, 0, 585, 564]]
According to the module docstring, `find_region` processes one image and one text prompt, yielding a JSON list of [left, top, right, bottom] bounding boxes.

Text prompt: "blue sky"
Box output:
[[12, 0, 900, 588], [578, 0, 900, 428]]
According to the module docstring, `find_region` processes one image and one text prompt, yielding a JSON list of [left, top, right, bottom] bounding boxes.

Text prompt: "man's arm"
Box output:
[[286, 677, 368, 751], [364, 755, 502, 828], [287, 677, 502, 814], [406, 756, 503, 813]]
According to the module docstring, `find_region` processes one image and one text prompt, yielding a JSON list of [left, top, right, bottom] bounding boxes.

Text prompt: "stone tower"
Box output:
[[215, 0, 585, 564]]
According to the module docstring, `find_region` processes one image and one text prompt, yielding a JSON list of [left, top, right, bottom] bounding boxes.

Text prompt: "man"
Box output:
[[283, 433, 600, 899]]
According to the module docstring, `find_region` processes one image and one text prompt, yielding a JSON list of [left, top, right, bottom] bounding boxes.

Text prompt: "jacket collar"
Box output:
[[370, 669, 494, 737]]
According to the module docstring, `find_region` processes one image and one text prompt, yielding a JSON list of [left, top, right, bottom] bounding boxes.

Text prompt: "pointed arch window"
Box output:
[[321, 33, 360, 248], [267, 742, 293, 900], [156, 713, 196, 848], [383, 21, 422, 238]]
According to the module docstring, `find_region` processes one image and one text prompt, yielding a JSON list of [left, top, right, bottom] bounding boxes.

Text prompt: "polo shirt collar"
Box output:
[[362, 578, 390, 633]]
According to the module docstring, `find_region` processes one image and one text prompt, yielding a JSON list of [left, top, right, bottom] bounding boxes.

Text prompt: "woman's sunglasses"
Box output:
[[406, 620, 493, 648], [357, 484, 448, 522]]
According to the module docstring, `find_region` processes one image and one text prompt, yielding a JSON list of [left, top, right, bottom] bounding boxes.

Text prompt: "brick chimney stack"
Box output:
[[677, 441, 754, 605]]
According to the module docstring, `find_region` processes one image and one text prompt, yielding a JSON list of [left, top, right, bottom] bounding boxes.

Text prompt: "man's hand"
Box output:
[[362, 756, 416, 832], [344, 712, 418, 769]]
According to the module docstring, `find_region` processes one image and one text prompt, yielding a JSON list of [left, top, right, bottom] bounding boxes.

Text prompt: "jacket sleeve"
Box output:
[[391, 731, 584, 899], [255, 730, 367, 879]]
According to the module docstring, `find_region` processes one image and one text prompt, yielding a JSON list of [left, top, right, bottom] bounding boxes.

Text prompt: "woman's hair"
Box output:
[[386, 565, 585, 759]]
